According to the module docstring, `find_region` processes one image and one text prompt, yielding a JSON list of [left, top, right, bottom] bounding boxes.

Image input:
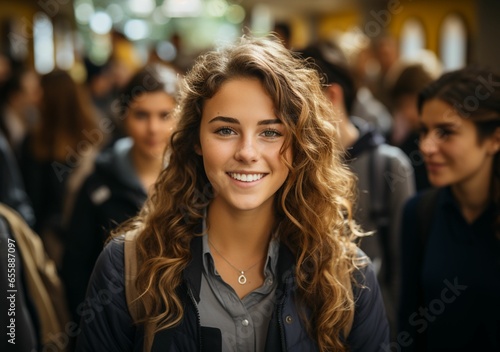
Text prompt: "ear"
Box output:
[[488, 127, 500, 155], [324, 84, 344, 105], [194, 144, 202, 156]]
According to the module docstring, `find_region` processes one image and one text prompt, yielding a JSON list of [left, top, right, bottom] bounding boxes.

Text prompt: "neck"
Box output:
[[206, 200, 274, 256], [338, 115, 359, 149], [130, 146, 163, 192], [451, 172, 492, 223]]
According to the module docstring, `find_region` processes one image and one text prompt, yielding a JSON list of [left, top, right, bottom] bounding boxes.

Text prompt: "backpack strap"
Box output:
[[0, 203, 70, 350], [369, 146, 392, 282], [343, 271, 355, 339], [124, 228, 156, 351]]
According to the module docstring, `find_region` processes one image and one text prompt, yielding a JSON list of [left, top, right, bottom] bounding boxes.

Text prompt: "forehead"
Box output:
[[202, 78, 277, 120], [421, 99, 462, 126]]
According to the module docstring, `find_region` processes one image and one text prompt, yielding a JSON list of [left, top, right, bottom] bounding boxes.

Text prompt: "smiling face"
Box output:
[[419, 98, 499, 188], [124, 91, 176, 161], [197, 78, 292, 214]]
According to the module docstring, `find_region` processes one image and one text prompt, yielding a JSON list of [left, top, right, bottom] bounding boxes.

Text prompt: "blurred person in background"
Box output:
[[368, 34, 399, 110], [83, 57, 121, 146], [301, 42, 415, 338], [18, 70, 100, 265], [61, 63, 179, 323], [0, 65, 41, 156], [399, 66, 500, 351], [388, 57, 441, 191]]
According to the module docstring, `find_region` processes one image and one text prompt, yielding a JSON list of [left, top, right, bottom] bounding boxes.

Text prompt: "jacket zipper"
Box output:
[[187, 284, 203, 352]]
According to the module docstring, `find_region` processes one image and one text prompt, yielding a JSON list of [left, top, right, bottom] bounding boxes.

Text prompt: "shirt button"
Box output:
[[242, 319, 249, 327], [285, 315, 293, 324]]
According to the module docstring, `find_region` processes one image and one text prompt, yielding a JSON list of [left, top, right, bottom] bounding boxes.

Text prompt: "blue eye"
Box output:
[[215, 127, 235, 135], [261, 129, 282, 138]]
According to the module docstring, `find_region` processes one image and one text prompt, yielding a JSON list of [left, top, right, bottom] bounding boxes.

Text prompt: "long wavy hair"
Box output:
[[120, 36, 362, 351], [418, 66, 500, 239]]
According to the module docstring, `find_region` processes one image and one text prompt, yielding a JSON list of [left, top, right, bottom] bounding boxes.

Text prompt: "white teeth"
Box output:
[[229, 173, 264, 182]]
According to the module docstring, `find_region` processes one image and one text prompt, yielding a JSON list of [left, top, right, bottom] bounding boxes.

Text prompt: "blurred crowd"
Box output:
[[1, 24, 498, 351]]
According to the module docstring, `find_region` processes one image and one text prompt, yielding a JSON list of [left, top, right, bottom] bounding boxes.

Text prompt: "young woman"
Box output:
[[398, 67, 500, 351], [61, 63, 179, 322], [76, 36, 389, 352], [19, 70, 96, 260]]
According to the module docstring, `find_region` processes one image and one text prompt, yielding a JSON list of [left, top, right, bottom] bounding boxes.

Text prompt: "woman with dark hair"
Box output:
[[75, 36, 388, 352], [19, 70, 96, 257], [398, 66, 500, 351], [61, 63, 179, 322]]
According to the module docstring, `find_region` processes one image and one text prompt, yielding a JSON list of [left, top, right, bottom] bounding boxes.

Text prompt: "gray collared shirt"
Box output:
[[198, 233, 279, 352]]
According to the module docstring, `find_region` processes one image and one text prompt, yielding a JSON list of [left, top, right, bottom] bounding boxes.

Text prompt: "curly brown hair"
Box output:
[[118, 35, 363, 351]]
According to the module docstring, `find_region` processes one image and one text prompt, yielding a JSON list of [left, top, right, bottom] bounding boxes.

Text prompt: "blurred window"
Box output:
[[400, 18, 426, 60], [34, 12, 55, 74], [439, 14, 467, 71]]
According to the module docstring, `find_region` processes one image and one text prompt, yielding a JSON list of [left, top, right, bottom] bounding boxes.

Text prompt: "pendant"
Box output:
[[238, 272, 247, 284]]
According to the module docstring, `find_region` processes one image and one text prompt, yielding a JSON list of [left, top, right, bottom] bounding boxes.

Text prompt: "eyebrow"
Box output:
[[208, 116, 282, 125], [422, 122, 459, 129]]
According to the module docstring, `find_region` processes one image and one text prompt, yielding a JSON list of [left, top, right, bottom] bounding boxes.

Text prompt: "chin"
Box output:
[[428, 176, 450, 188]]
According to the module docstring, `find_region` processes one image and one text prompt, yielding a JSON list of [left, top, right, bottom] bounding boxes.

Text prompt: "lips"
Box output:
[[425, 162, 445, 172], [228, 173, 265, 182]]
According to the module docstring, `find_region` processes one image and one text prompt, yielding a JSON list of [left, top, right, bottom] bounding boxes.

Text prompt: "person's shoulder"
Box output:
[[376, 142, 412, 166], [94, 235, 126, 274]]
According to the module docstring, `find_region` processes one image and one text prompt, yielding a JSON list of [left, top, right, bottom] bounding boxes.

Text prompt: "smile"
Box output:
[[228, 173, 265, 182]]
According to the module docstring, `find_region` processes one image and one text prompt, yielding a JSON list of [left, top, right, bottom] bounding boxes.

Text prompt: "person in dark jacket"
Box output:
[[61, 63, 179, 322], [398, 66, 500, 351], [300, 43, 415, 338], [76, 36, 389, 352]]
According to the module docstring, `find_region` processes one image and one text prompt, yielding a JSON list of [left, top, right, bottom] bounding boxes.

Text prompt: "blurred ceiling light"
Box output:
[[206, 0, 228, 17], [107, 4, 124, 24], [74, 0, 95, 25], [162, 0, 203, 18], [225, 4, 245, 24], [156, 41, 177, 61], [124, 19, 150, 41], [89, 11, 113, 35], [34, 12, 55, 74], [251, 4, 272, 35], [129, 0, 156, 17], [152, 9, 170, 25]]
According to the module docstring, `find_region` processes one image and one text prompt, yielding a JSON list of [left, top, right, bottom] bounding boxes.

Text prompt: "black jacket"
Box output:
[[76, 236, 389, 351], [61, 138, 147, 322]]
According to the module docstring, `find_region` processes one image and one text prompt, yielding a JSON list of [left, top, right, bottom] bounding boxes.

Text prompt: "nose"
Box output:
[[235, 136, 259, 163], [147, 116, 162, 134], [419, 132, 438, 156]]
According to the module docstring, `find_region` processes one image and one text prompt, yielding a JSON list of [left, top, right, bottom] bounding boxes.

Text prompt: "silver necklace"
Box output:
[[208, 239, 263, 285]]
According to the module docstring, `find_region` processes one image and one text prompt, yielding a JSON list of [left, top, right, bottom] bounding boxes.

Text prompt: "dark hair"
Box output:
[[33, 70, 98, 161], [300, 43, 357, 115], [390, 64, 435, 107], [418, 66, 500, 238], [116, 63, 179, 118]]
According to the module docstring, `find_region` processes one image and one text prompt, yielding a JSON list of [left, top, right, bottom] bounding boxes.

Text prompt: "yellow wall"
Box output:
[[318, 10, 362, 39], [315, 0, 476, 59], [387, 0, 476, 55]]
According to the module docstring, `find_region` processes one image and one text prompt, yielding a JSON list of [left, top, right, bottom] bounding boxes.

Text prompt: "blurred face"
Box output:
[[419, 99, 498, 188], [197, 78, 292, 213], [124, 91, 176, 161]]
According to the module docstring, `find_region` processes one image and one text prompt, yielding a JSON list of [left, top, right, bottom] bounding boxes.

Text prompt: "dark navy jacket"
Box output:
[[76, 236, 389, 351]]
